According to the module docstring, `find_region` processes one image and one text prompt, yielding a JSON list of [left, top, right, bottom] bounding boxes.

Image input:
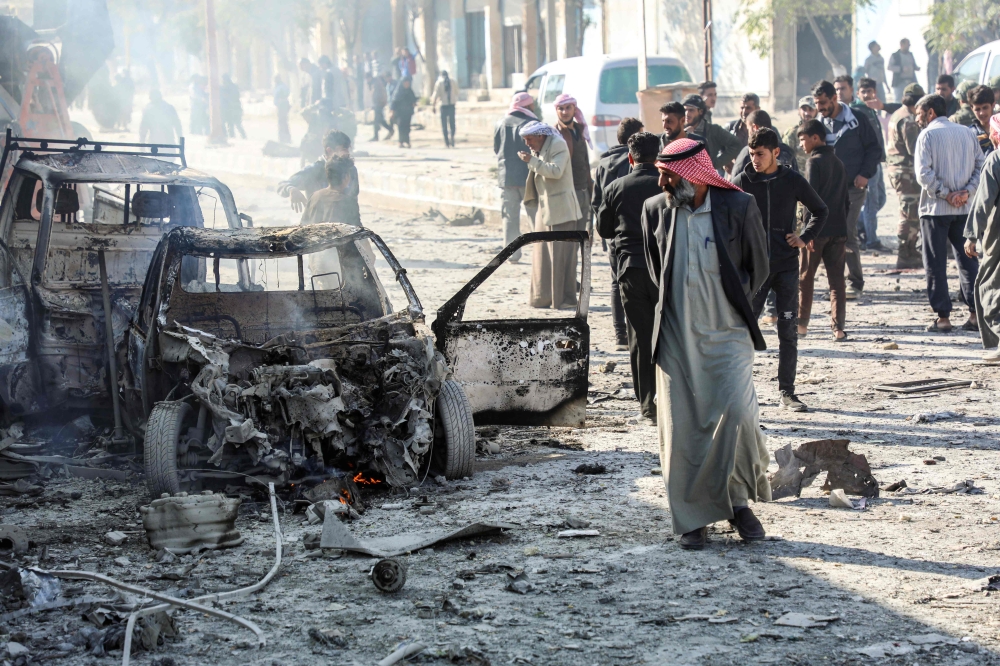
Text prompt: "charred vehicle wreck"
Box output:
[[121, 225, 592, 497]]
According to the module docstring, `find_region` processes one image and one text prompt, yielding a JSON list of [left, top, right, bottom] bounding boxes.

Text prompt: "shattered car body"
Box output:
[[0, 135, 241, 416], [121, 224, 465, 495]]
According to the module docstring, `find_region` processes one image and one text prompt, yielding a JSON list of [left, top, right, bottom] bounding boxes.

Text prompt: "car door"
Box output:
[[432, 231, 590, 427]]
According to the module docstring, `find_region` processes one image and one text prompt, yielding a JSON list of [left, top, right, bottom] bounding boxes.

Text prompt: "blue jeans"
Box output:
[[859, 165, 886, 248]]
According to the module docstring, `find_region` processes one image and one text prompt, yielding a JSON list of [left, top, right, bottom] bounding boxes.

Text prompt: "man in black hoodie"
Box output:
[[596, 131, 663, 422], [732, 128, 829, 412], [593, 117, 645, 351]]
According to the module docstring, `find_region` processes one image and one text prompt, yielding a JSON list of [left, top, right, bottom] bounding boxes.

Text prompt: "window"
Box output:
[[181, 247, 344, 293], [954, 53, 985, 86], [502, 24, 523, 88], [598, 65, 692, 104], [525, 74, 544, 96], [989, 54, 1000, 81], [541, 74, 565, 103]]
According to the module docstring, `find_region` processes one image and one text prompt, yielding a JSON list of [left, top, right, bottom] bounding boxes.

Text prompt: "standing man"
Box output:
[[914, 94, 984, 333], [494, 93, 538, 262], [277, 130, 358, 219], [273, 75, 291, 144], [300, 156, 361, 227], [935, 75, 961, 118], [733, 128, 828, 412], [659, 101, 704, 148], [593, 117, 645, 352], [698, 81, 718, 121], [520, 122, 581, 310], [886, 83, 926, 269], [597, 132, 663, 421], [888, 39, 920, 103], [431, 70, 459, 148], [783, 97, 818, 173], [863, 41, 887, 103], [813, 80, 882, 299], [370, 71, 393, 141], [727, 93, 760, 147], [964, 115, 1000, 364], [969, 86, 996, 154], [390, 77, 417, 148], [683, 94, 743, 173], [138, 90, 183, 145], [299, 58, 323, 105], [843, 76, 888, 251], [220, 74, 246, 139], [553, 94, 594, 235], [641, 138, 771, 550], [729, 110, 799, 178]]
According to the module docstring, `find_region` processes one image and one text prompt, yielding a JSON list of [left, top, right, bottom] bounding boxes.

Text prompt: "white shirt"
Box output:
[[914, 117, 985, 217]]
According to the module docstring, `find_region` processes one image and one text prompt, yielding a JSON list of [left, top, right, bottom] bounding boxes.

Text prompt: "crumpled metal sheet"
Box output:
[[140, 492, 244, 555], [319, 514, 516, 556], [769, 439, 879, 499]]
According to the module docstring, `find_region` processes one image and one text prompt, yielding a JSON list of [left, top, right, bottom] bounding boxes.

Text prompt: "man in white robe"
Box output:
[[640, 139, 772, 550]]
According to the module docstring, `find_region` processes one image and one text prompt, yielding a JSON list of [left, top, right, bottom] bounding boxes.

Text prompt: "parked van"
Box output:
[[522, 55, 694, 158], [953, 40, 1000, 87]]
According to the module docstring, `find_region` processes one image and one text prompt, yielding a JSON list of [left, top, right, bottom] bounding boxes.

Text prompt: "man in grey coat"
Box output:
[[964, 114, 1000, 364], [494, 92, 538, 262]]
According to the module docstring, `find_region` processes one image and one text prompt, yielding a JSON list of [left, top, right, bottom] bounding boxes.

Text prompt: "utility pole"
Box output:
[[703, 0, 713, 81], [637, 0, 647, 91], [205, 0, 227, 145]]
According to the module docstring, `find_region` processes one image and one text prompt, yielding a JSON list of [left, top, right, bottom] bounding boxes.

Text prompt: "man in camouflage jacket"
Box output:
[[886, 83, 924, 268]]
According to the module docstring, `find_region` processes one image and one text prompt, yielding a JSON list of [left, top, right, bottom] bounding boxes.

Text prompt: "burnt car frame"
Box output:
[[122, 224, 591, 496], [0, 132, 243, 422]]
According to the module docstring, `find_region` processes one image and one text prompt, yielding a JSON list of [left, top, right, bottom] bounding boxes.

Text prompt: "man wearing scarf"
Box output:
[[553, 94, 594, 235], [964, 114, 1000, 365], [641, 139, 771, 550], [494, 92, 539, 262], [519, 121, 582, 309]]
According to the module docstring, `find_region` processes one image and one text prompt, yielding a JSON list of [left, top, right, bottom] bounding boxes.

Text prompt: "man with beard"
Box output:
[[683, 94, 743, 173], [641, 139, 771, 550], [553, 94, 594, 235], [726, 93, 761, 147], [964, 114, 1000, 365], [659, 101, 704, 149]]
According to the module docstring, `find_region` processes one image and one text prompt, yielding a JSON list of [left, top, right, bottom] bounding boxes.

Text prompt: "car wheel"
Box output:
[[144, 401, 191, 498], [432, 380, 475, 479]]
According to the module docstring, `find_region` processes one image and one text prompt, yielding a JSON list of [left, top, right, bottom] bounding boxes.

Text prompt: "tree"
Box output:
[[926, 0, 1000, 57], [738, 0, 873, 76]]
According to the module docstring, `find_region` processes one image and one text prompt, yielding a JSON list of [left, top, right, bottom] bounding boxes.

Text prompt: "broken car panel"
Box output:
[[433, 230, 591, 428]]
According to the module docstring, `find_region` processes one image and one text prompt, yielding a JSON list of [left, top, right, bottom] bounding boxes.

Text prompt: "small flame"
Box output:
[[352, 472, 382, 486]]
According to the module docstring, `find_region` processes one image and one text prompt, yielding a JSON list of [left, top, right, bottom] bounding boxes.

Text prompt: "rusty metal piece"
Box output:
[[770, 439, 879, 500], [139, 491, 243, 554], [371, 558, 407, 593]]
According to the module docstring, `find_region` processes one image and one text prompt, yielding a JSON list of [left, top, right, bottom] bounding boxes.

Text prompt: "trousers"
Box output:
[[439, 104, 456, 146], [860, 165, 886, 248], [799, 236, 847, 332], [608, 244, 627, 343], [501, 186, 525, 262], [845, 186, 867, 291], [618, 267, 659, 418], [751, 268, 799, 395], [920, 215, 980, 318]]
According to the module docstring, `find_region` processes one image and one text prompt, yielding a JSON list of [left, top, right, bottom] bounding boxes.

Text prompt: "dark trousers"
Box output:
[[920, 215, 980, 318], [846, 186, 867, 291], [608, 245, 627, 343], [225, 118, 246, 139], [618, 267, 658, 418], [373, 105, 392, 139], [397, 114, 412, 145], [799, 236, 847, 332], [752, 268, 799, 396], [440, 104, 456, 146]]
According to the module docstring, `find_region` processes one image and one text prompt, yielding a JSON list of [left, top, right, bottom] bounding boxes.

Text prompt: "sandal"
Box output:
[[926, 320, 953, 333], [833, 331, 848, 342]]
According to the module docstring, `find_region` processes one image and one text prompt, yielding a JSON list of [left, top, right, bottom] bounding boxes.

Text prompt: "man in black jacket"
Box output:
[[728, 110, 799, 180], [796, 120, 851, 342], [494, 92, 537, 262], [593, 117, 645, 351], [813, 80, 882, 299], [596, 131, 663, 421], [732, 128, 828, 413]]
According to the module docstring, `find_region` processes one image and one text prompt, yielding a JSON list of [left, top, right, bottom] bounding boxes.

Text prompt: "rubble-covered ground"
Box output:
[[2, 102, 999, 663]]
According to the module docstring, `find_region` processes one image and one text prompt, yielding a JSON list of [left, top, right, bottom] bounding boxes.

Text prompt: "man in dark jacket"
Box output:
[[596, 131, 663, 421], [683, 94, 743, 173], [728, 110, 799, 180], [732, 128, 828, 413], [726, 93, 761, 147], [494, 92, 537, 262], [277, 130, 359, 221], [813, 79, 882, 299], [796, 120, 851, 342], [593, 117, 645, 351], [659, 101, 705, 149]]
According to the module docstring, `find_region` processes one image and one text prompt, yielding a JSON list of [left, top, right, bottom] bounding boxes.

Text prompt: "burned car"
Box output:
[[121, 224, 592, 497], [0, 133, 242, 421]]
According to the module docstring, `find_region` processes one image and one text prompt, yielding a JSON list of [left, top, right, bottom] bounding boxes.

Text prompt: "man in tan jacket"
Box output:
[[519, 121, 582, 309]]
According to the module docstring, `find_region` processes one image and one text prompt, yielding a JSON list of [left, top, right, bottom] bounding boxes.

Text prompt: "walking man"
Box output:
[[888, 39, 920, 103], [138, 90, 183, 145], [370, 71, 393, 141], [553, 94, 594, 235], [863, 41, 887, 102], [813, 80, 882, 299], [593, 117, 645, 351], [849, 76, 889, 251], [683, 94, 743, 173], [220, 74, 246, 139], [733, 128, 829, 412], [300, 156, 361, 227], [596, 131, 663, 422], [914, 94, 984, 333], [641, 138, 771, 550], [494, 92, 537, 262], [390, 77, 417, 148], [886, 83, 926, 269], [277, 129, 358, 220], [964, 114, 1000, 364], [782, 97, 817, 173], [431, 71, 458, 147]]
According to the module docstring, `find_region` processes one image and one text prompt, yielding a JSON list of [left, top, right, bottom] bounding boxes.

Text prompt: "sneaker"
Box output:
[[845, 287, 862, 300], [780, 393, 808, 412], [615, 337, 629, 352]]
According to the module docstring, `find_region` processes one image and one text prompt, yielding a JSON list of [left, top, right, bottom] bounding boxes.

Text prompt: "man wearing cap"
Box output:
[[494, 92, 540, 262], [683, 94, 743, 174], [886, 83, 925, 268], [641, 138, 771, 551], [783, 97, 818, 173], [964, 114, 1000, 365]]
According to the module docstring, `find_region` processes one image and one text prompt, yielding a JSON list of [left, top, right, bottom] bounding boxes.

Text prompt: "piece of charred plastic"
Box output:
[[371, 558, 407, 593]]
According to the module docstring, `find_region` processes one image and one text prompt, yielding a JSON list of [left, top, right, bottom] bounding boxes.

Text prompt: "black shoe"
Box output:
[[679, 527, 707, 550], [728, 507, 765, 541], [962, 317, 979, 332], [780, 393, 808, 412]]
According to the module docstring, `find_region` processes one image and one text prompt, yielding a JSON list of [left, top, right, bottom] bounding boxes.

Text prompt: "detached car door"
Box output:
[[432, 231, 590, 427]]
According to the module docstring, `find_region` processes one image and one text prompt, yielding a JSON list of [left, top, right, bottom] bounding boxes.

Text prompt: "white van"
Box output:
[[522, 54, 694, 158], [953, 40, 1000, 86]]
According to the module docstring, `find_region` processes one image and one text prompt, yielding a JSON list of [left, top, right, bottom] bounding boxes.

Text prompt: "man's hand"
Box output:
[[865, 99, 884, 111], [807, 239, 815, 252], [945, 190, 968, 207], [517, 151, 532, 163], [289, 187, 307, 213], [854, 175, 869, 189], [786, 233, 806, 249], [965, 239, 979, 258]]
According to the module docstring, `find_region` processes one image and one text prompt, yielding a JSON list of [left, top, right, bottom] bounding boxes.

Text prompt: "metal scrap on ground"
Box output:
[[769, 439, 879, 500], [318, 513, 516, 556]]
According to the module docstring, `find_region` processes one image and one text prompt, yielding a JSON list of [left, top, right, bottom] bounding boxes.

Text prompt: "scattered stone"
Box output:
[[308, 627, 347, 648], [70, 491, 83, 500], [882, 342, 899, 350], [6, 642, 28, 658], [113, 556, 130, 567], [487, 442, 501, 454], [828, 489, 855, 509], [932, 455, 945, 461], [564, 515, 591, 529], [573, 463, 607, 475], [912, 411, 960, 423], [923, 459, 937, 465], [885, 480, 907, 492], [599, 361, 617, 373], [104, 531, 127, 547], [651, 467, 662, 475], [419, 505, 437, 516], [505, 572, 533, 594], [452, 579, 465, 590]]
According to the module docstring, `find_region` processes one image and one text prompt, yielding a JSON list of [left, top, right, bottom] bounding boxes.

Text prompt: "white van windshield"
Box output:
[[599, 65, 692, 104]]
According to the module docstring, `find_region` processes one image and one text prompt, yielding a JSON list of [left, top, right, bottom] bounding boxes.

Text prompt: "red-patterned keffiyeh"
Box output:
[[654, 138, 742, 191], [990, 113, 1000, 148]]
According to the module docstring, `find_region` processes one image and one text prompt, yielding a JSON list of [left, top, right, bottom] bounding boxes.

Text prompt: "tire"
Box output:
[[432, 380, 475, 479], [144, 401, 191, 498]]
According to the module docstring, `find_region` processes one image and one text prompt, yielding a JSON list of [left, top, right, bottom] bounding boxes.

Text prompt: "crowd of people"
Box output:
[[493, 51, 1000, 550]]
